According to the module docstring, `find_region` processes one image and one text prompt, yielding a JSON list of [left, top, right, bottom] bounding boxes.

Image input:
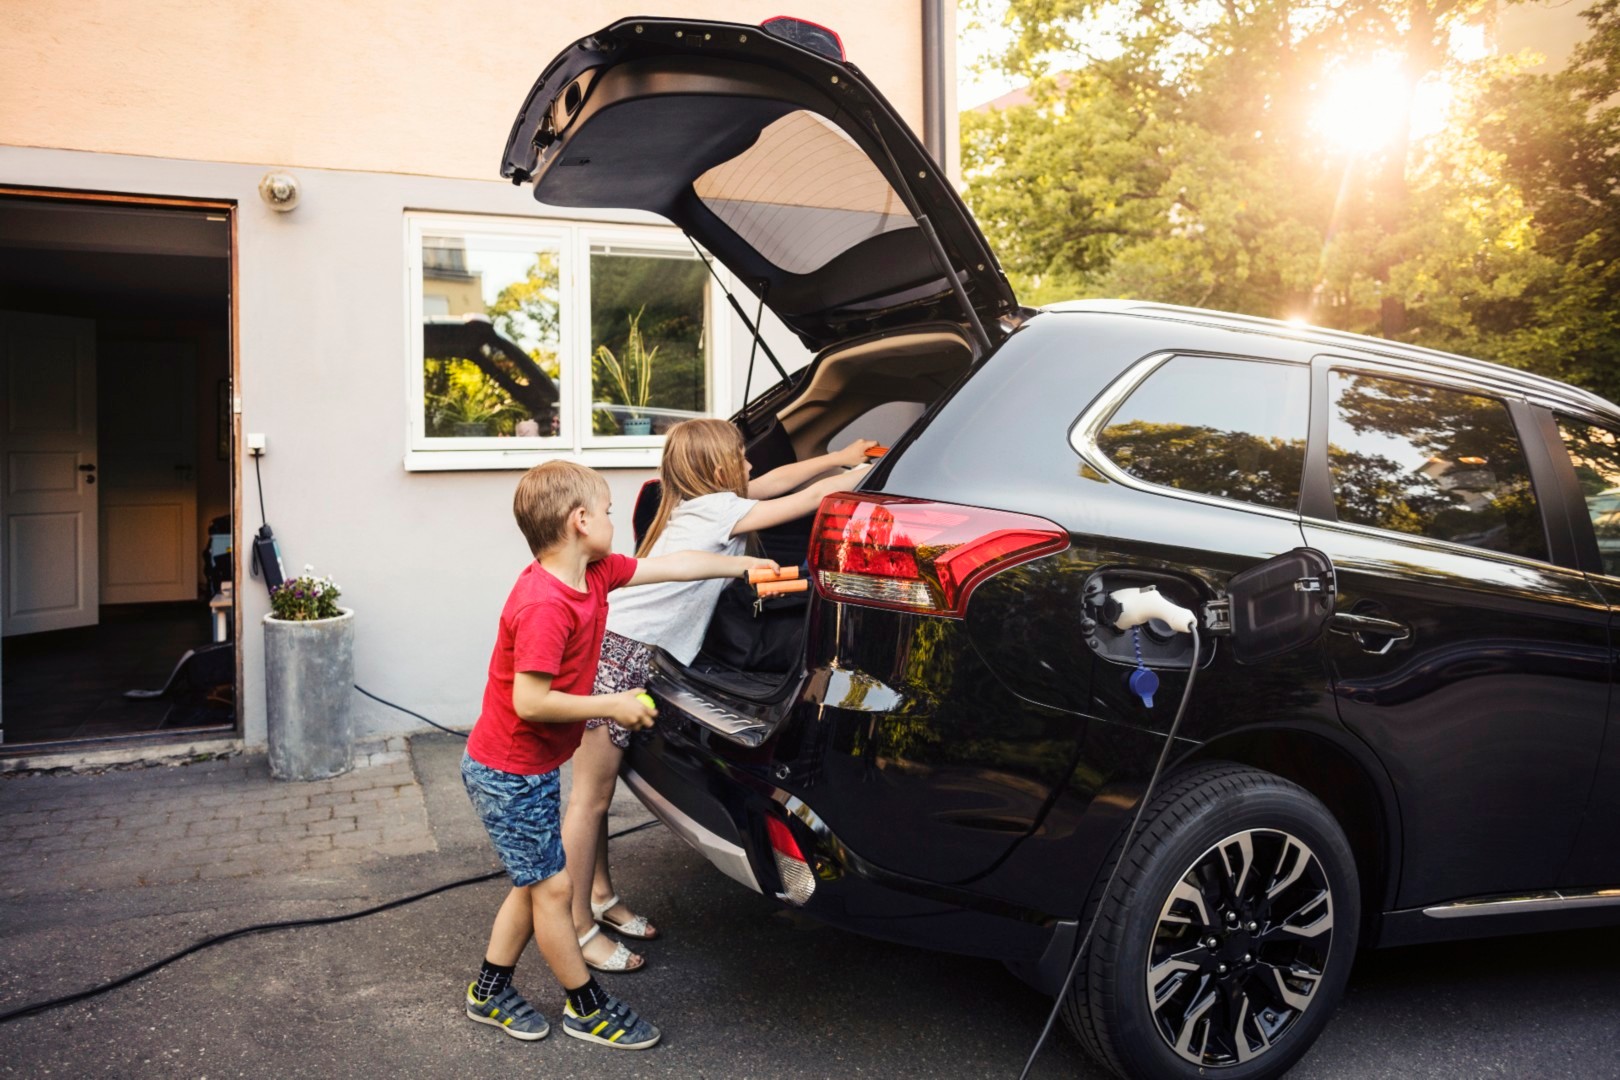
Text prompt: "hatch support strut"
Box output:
[[686, 235, 791, 386], [864, 112, 995, 357]]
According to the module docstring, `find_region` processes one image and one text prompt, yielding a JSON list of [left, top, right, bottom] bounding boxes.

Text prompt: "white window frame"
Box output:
[[404, 212, 732, 471]]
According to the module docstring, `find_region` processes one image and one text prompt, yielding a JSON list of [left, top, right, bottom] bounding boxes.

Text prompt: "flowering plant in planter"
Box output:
[[269, 565, 343, 621]]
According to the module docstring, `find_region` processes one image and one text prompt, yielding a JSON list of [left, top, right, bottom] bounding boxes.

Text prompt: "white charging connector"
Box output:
[[1108, 585, 1197, 634]]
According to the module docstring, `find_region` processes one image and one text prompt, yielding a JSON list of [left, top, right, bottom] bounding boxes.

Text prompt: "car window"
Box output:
[[693, 111, 916, 275], [1327, 371, 1545, 561], [1095, 356, 1309, 510], [1554, 416, 1620, 577]]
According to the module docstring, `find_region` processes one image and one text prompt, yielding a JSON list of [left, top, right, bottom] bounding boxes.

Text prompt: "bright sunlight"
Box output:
[[1309, 53, 1454, 154]]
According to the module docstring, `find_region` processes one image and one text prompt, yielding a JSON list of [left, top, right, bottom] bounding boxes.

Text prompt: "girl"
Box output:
[[563, 418, 874, 971]]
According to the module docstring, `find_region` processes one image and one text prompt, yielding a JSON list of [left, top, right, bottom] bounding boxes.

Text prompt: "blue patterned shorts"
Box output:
[[460, 752, 565, 887]]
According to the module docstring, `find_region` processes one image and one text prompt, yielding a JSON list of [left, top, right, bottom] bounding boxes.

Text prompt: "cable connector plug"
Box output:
[[1107, 585, 1197, 634]]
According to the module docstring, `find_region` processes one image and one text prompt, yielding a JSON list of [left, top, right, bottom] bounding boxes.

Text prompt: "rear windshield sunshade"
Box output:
[[694, 111, 917, 275]]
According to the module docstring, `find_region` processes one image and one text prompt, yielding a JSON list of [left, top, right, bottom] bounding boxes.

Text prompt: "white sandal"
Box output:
[[578, 924, 642, 973], [591, 893, 658, 940]]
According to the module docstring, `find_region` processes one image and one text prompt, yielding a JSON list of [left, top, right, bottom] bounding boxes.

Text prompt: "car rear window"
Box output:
[[1554, 415, 1620, 576], [692, 111, 916, 274], [1096, 355, 1309, 511], [1327, 372, 1546, 561]]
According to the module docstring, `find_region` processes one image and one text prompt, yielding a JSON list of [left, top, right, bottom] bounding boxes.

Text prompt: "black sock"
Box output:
[[474, 959, 514, 1000], [566, 976, 610, 1017]]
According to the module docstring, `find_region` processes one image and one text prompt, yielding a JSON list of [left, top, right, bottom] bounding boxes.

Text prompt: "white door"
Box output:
[[99, 341, 197, 605], [0, 311, 99, 636]]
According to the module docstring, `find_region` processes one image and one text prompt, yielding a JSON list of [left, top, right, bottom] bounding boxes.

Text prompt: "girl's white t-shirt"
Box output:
[[607, 491, 758, 664]]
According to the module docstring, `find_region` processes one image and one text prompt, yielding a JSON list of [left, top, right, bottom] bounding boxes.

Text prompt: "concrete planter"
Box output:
[[263, 607, 355, 781]]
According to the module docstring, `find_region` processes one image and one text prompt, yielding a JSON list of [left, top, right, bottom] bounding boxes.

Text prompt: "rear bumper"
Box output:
[[621, 709, 1065, 968], [622, 766, 760, 894]]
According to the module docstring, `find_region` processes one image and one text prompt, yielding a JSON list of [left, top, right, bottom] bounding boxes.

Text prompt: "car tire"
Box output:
[[1061, 762, 1359, 1080]]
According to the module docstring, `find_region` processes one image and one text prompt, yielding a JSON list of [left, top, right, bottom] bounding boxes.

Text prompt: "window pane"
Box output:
[[693, 112, 915, 275], [422, 232, 561, 440], [1097, 356, 1309, 510], [1328, 372, 1545, 560], [589, 244, 708, 437], [1556, 416, 1620, 576]]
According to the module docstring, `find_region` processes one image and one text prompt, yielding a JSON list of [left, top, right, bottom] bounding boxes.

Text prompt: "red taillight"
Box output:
[[810, 494, 1068, 618], [766, 814, 805, 861], [765, 814, 815, 905]]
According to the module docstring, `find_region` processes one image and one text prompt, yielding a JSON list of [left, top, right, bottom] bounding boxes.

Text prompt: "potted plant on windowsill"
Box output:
[[263, 566, 354, 781], [431, 383, 519, 438], [595, 307, 659, 436]]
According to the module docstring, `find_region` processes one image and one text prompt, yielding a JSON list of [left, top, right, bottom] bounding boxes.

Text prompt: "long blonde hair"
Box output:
[[637, 419, 749, 557]]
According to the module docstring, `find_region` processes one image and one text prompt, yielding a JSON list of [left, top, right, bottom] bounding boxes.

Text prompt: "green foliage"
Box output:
[[964, 0, 1620, 398], [270, 567, 342, 622]]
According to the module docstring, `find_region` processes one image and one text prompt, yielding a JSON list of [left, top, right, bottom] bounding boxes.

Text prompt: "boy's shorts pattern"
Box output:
[[587, 631, 654, 750], [461, 752, 564, 887]]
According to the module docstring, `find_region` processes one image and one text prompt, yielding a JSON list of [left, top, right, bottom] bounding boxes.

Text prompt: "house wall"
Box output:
[[0, 3, 947, 750], [0, 145, 811, 747], [0, 2, 928, 179]]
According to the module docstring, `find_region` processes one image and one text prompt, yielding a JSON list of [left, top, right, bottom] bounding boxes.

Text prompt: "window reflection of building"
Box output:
[[421, 236, 483, 318]]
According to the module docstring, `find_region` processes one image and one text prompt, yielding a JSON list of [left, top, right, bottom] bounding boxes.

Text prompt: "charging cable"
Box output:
[[0, 816, 664, 1026], [1018, 589, 1203, 1079], [355, 684, 469, 739]]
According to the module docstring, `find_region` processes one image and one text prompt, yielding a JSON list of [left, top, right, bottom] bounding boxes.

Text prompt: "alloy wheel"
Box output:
[[1145, 828, 1334, 1067]]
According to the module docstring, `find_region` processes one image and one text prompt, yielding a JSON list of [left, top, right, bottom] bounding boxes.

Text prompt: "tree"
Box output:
[[963, 0, 1620, 397]]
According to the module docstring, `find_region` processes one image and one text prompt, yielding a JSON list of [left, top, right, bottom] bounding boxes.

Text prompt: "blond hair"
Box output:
[[637, 419, 748, 557], [513, 460, 610, 556]]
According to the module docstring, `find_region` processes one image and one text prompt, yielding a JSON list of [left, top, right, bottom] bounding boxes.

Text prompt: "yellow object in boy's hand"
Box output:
[[635, 693, 657, 712]]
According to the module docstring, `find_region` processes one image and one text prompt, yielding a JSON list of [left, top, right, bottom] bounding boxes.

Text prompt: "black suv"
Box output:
[[503, 19, 1620, 1079]]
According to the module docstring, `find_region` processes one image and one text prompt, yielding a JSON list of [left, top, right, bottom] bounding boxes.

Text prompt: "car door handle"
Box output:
[[1329, 613, 1411, 654]]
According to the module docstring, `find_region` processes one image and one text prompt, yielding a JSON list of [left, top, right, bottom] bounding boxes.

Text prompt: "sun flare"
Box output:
[[1310, 55, 1453, 154]]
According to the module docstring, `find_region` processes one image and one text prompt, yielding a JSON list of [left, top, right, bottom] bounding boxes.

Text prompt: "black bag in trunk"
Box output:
[[696, 577, 808, 674]]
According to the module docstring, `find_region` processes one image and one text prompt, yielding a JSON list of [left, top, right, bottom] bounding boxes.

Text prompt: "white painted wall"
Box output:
[[0, 145, 810, 747]]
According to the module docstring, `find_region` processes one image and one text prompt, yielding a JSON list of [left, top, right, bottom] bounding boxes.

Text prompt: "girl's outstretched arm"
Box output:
[[733, 464, 870, 534], [746, 439, 877, 499]]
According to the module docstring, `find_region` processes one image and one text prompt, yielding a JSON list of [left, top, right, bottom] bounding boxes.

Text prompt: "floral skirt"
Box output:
[[588, 630, 654, 749]]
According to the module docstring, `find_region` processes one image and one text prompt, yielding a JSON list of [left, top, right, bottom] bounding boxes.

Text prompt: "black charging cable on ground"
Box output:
[[0, 719, 663, 1028], [1018, 626, 1203, 1079], [355, 684, 469, 739]]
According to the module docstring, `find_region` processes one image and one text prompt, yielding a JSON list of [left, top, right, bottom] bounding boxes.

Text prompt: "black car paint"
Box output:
[[626, 308, 1620, 984]]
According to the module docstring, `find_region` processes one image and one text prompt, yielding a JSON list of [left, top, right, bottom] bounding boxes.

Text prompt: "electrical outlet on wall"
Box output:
[[246, 433, 267, 456]]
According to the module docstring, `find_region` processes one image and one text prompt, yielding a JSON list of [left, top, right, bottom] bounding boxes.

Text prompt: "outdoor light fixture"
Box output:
[[258, 171, 301, 212]]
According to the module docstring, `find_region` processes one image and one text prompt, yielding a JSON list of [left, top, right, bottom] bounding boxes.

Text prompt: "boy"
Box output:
[[460, 460, 775, 1050]]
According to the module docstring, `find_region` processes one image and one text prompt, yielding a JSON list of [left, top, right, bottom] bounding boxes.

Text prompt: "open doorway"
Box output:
[[0, 194, 237, 749]]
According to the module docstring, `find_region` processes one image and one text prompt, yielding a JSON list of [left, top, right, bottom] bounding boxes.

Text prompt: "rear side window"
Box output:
[[1554, 416, 1620, 577], [1096, 356, 1309, 510], [1327, 372, 1545, 561]]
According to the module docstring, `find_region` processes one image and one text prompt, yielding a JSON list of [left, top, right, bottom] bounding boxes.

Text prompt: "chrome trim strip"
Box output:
[[1068, 351, 1307, 523], [1298, 515, 1579, 577], [1422, 889, 1620, 919], [622, 768, 761, 894]]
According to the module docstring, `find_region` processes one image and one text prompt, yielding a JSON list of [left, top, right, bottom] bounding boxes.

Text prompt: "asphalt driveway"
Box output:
[[1, 733, 1617, 1078]]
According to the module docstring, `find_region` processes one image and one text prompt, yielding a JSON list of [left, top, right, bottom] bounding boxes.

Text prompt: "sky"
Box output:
[[956, 0, 1022, 110]]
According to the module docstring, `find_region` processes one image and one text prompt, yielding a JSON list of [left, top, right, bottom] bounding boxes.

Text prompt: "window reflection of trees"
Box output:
[[1096, 421, 1306, 510], [1329, 375, 1544, 561], [1556, 418, 1620, 576]]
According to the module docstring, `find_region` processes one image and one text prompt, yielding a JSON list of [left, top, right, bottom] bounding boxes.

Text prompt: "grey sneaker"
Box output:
[[465, 982, 550, 1041], [561, 995, 661, 1050]]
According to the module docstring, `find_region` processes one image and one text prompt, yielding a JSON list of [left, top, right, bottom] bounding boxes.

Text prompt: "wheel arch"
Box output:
[[1177, 725, 1403, 935]]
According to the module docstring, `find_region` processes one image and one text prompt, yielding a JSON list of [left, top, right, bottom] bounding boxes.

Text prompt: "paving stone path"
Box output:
[[0, 745, 436, 895]]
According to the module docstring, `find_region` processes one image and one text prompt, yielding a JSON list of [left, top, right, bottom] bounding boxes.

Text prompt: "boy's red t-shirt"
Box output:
[[466, 553, 638, 775]]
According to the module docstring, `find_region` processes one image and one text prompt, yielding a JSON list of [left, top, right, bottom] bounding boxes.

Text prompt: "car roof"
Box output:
[[1044, 299, 1620, 420]]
